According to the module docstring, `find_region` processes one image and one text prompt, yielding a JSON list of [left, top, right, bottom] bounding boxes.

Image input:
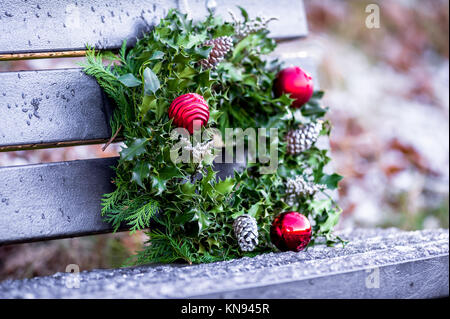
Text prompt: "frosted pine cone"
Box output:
[[233, 215, 258, 252], [286, 122, 322, 155], [285, 176, 326, 206], [229, 11, 278, 38], [199, 36, 233, 69]]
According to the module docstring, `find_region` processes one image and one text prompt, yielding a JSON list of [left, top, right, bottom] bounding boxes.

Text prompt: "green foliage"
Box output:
[[82, 8, 344, 265]]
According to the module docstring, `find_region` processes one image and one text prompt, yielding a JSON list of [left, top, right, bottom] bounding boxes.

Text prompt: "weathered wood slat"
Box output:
[[0, 228, 448, 298], [0, 158, 118, 245], [0, 156, 245, 245], [0, 0, 308, 55], [0, 69, 113, 151], [0, 57, 318, 150]]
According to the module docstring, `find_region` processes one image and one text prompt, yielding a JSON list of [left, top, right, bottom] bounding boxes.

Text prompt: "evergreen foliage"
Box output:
[[81, 8, 344, 265]]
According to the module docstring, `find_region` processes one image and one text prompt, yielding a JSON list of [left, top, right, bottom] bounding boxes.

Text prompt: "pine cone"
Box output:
[[228, 11, 277, 39], [233, 215, 258, 252], [199, 36, 233, 69], [285, 176, 326, 206], [285, 122, 322, 155]]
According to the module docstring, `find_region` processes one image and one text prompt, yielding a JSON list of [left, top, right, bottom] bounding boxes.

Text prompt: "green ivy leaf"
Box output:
[[143, 67, 160, 95]]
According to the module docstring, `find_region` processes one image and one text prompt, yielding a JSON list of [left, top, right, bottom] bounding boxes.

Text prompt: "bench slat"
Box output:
[[0, 158, 118, 245], [0, 57, 318, 150], [0, 0, 308, 55], [0, 69, 113, 151], [0, 228, 448, 298], [0, 157, 249, 245]]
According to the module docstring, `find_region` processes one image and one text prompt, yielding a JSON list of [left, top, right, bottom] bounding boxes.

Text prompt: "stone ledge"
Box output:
[[0, 228, 448, 299]]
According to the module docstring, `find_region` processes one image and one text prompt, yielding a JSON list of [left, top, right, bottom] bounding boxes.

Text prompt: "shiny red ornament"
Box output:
[[274, 66, 314, 108], [168, 93, 209, 134], [270, 211, 312, 252]]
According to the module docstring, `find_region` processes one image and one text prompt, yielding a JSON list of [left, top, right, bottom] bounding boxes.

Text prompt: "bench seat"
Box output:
[[1, 228, 447, 298]]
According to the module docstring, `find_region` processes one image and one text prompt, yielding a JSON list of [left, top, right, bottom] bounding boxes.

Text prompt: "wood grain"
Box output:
[[0, 0, 308, 55]]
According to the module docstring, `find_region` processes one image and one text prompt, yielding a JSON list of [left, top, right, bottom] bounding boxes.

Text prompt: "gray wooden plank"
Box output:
[[0, 57, 317, 150], [0, 0, 308, 55], [0, 68, 113, 150], [0, 157, 118, 245], [0, 156, 247, 244], [0, 228, 447, 298]]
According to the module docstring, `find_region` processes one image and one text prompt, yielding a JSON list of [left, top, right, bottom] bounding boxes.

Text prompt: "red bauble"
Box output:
[[274, 66, 314, 108], [168, 93, 209, 134], [270, 211, 312, 252]]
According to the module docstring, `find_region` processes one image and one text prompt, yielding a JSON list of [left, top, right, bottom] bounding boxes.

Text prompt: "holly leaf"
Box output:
[[181, 181, 196, 195], [155, 100, 168, 120], [178, 65, 197, 79], [131, 162, 151, 188], [206, 238, 221, 249], [118, 73, 141, 87], [318, 208, 342, 233], [191, 46, 212, 59], [143, 67, 160, 95], [159, 166, 181, 180], [140, 95, 157, 119], [237, 6, 249, 21], [247, 203, 261, 218], [151, 175, 167, 195], [301, 100, 328, 118], [213, 23, 235, 37], [319, 173, 343, 190], [201, 167, 215, 188], [120, 138, 149, 161], [191, 208, 211, 234], [312, 90, 325, 99], [184, 31, 207, 49], [214, 177, 235, 195], [149, 51, 165, 60]]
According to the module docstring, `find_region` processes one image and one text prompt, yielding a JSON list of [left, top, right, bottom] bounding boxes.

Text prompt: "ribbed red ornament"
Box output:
[[274, 66, 314, 108], [270, 211, 312, 252], [168, 93, 210, 134]]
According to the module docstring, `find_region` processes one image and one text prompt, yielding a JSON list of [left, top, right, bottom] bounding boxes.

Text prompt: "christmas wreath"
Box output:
[[81, 8, 344, 265]]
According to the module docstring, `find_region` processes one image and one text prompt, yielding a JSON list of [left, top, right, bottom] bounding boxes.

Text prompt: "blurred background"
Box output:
[[0, 0, 448, 281]]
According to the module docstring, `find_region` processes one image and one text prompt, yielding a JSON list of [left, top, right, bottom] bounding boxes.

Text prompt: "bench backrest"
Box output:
[[0, 0, 310, 245]]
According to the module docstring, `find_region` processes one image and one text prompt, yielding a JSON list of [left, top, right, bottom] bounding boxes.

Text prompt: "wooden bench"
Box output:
[[0, 0, 448, 298]]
